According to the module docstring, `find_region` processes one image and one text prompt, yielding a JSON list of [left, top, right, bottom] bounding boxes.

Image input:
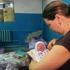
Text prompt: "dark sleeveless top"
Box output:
[[55, 31, 70, 70]]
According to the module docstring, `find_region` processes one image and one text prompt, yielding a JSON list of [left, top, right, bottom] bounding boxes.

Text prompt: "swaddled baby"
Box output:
[[27, 41, 48, 62]]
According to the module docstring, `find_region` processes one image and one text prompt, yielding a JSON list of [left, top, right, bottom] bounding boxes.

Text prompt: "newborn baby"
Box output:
[[27, 41, 48, 62], [34, 41, 48, 62]]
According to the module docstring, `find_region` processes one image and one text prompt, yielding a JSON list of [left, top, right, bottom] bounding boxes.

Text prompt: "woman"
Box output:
[[29, 1, 70, 70]]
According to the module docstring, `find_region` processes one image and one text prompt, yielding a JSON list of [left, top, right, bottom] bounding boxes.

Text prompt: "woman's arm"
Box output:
[[29, 45, 70, 70]]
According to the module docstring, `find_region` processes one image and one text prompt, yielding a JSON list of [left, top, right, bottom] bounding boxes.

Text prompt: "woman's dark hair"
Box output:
[[43, 1, 70, 20]]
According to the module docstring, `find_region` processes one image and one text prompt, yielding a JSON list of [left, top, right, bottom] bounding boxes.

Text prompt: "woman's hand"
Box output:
[[29, 60, 38, 70], [48, 39, 57, 50]]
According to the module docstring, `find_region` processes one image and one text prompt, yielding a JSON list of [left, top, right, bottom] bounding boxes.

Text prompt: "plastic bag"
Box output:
[[5, 63, 18, 70]]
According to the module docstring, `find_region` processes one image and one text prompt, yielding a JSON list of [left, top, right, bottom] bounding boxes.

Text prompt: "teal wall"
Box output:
[[43, 23, 62, 42], [0, 0, 70, 50], [0, 13, 44, 49]]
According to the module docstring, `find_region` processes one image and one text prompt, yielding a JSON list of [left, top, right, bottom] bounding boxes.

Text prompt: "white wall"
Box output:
[[45, 0, 57, 4], [42, 0, 55, 10], [42, 0, 46, 10], [42, 0, 60, 10], [14, 0, 42, 13]]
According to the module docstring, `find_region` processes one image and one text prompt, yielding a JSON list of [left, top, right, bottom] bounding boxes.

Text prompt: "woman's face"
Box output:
[[44, 17, 65, 34]]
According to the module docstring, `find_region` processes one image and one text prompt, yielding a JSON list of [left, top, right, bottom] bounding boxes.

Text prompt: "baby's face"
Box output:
[[37, 43, 46, 52]]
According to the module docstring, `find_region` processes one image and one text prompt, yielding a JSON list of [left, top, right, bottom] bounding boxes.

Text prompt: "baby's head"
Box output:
[[35, 41, 47, 52]]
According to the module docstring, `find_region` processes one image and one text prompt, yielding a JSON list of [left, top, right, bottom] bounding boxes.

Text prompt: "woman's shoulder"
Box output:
[[56, 31, 70, 52]]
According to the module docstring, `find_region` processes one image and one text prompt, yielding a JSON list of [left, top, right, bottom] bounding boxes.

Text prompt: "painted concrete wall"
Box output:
[[0, 0, 43, 49], [14, 0, 42, 13], [0, 0, 70, 49]]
